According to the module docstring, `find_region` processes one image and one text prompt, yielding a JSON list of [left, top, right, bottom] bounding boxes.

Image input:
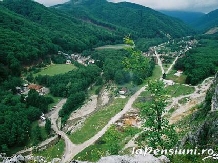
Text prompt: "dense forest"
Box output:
[[0, 78, 53, 153], [0, 0, 123, 81], [191, 9, 218, 31], [54, 0, 194, 39], [0, 0, 194, 82], [174, 34, 218, 85], [159, 10, 204, 24], [1, 0, 217, 157], [85, 49, 155, 84]]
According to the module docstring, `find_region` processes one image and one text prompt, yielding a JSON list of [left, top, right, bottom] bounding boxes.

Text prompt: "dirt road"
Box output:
[[155, 50, 164, 74], [63, 85, 147, 162], [165, 56, 179, 74], [168, 77, 214, 123], [49, 99, 76, 163]]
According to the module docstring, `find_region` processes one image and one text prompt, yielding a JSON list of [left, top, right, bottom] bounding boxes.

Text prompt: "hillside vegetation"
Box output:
[[159, 10, 204, 24], [54, 0, 194, 39], [192, 9, 218, 31], [174, 34, 218, 85]]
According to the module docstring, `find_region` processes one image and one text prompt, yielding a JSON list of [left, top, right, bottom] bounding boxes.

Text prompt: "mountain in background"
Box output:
[[0, 0, 194, 79], [192, 9, 218, 31], [159, 10, 205, 24], [53, 0, 194, 38]]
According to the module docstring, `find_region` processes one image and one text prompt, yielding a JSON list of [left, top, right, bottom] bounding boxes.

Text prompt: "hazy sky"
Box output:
[[35, 0, 218, 13]]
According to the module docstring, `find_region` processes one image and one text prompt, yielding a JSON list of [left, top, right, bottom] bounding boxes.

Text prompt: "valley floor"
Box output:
[[16, 38, 215, 163]]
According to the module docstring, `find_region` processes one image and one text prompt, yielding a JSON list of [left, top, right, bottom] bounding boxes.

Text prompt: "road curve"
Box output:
[[49, 99, 76, 163]]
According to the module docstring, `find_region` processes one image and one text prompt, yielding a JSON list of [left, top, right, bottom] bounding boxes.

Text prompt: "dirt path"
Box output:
[[63, 85, 147, 162], [48, 99, 77, 163], [168, 77, 214, 124], [165, 56, 179, 74], [155, 50, 164, 74], [64, 95, 98, 133]]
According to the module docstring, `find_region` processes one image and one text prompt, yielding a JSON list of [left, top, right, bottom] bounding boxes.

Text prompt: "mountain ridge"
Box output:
[[53, 0, 194, 38], [192, 9, 218, 31], [159, 10, 205, 24]]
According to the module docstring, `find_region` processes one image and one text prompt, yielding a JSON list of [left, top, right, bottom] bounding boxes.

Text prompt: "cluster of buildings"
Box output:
[[58, 51, 95, 66], [16, 83, 48, 96]]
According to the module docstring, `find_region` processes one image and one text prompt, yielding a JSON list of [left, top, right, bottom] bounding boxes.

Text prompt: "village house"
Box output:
[[174, 70, 183, 77], [66, 60, 71, 64], [119, 87, 128, 95], [162, 79, 175, 86], [28, 84, 45, 95], [40, 113, 46, 121]]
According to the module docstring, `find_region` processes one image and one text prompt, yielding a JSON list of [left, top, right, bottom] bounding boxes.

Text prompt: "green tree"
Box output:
[[1, 144, 9, 154], [45, 119, 51, 135], [32, 125, 42, 145], [122, 36, 150, 84], [140, 80, 178, 149], [123, 36, 149, 73]]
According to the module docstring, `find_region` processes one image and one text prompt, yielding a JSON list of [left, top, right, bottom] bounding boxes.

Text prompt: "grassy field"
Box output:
[[166, 70, 187, 84], [149, 65, 162, 80], [163, 64, 171, 72], [95, 44, 130, 50], [34, 139, 65, 161], [34, 64, 76, 76], [74, 126, 140, 162], [69, 98, 128, 144], [166, 84, 195, 97], [178, 97, 190, 105]]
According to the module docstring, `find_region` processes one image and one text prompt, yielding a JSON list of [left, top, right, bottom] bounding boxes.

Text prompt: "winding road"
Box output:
[[45, 85, 147, 162], [48, 98, 76, 163], [18, 40, 212, 162]]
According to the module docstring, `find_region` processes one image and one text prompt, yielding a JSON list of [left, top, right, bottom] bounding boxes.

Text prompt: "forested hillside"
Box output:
[[0, 0, 123, 80], [0, 0, 196, 155], [0, 0, 194, 82], [54, 0, 194, 39], [159, 10, 204, 24], [192, 9, 218, 31], [174, 34, 218, 85]]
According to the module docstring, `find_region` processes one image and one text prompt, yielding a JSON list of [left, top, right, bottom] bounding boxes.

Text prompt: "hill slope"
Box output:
[[159, 10, 205, 24], [53, 0, 194, 38], [192, 9, 218, 31], [0, 0, 124, 78], [0, 0, 195, 79]]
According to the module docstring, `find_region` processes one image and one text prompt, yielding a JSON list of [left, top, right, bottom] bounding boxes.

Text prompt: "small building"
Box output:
[[88, 59, 95, 64], [16, 87, 22, 94], [119, 87, 128, 95], [40, 113, 46, 121], [174, 70, 183, 77], [28, 84, 44, 94], [163, 79, 174, 86], [66, 60, 71, 64]]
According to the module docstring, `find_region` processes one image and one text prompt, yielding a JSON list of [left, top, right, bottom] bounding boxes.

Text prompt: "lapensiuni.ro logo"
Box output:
[[132, 147, 218, 161]]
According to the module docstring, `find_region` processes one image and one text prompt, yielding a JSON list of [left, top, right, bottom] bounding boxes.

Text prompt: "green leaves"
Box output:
[[123, 37, 151, 84], [140, 80, 178, 149]]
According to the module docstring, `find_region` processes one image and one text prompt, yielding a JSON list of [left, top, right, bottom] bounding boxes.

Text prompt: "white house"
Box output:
[[66, 60, 71, 64], [162, 79, 175, 86]]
